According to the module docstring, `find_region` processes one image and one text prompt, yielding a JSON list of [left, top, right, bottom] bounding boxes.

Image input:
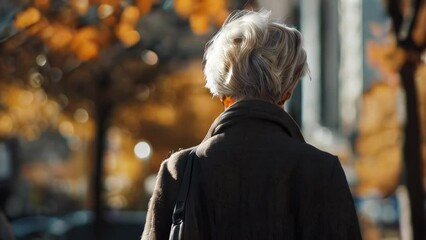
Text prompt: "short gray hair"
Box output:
[[203, 10, 309, 103]]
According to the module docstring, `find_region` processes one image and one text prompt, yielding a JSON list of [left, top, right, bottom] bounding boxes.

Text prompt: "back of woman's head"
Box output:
[[203, 10, 309, 103]]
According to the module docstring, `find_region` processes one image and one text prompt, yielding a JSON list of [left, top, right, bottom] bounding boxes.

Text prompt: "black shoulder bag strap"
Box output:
[[169, 149, 196, 240]]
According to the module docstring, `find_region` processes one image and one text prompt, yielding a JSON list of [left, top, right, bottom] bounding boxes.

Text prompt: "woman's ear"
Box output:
[[221, 96, 236, 109], [277, 91, 292, 106], [278, 79, 301, 106]]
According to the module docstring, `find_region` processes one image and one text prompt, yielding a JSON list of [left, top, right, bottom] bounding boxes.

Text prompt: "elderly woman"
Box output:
[[142, 10, 361, 240]]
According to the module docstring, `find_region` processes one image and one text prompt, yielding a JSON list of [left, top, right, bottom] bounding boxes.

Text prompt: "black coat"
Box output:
[[142, 100, 362, 240]]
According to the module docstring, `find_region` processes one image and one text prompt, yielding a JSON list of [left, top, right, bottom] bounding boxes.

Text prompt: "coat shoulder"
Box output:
[[294, 141, 341, 172], [160, 147, 195, 181], [301, 142, 338, 160]]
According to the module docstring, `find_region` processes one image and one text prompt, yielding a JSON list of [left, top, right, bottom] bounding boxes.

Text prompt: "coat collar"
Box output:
[[203, 99, 305, 143]]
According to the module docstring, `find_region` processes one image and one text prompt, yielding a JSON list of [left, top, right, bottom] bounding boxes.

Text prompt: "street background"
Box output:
[[0, 0, 425, 239]]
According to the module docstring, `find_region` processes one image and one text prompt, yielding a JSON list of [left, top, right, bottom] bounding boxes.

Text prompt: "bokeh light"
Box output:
[[97, 4, 115, 19], [141, 50, 159, 66], [144, 174, 157, 195], [59, 121, 74, 137], [35, 54, 47, 67], [134, 141, 152, 160], [74, 108, 89, 123]]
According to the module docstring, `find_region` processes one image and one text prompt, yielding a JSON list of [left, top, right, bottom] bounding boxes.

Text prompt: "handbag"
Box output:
[[169, 149, 196, 240]]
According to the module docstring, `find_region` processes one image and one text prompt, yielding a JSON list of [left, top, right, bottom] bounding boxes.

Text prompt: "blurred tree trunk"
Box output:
[[93, 104, 109, 240], [400, 57, 424, 240], [92, 72, 113, 240], [387, 1, 425, 239]]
